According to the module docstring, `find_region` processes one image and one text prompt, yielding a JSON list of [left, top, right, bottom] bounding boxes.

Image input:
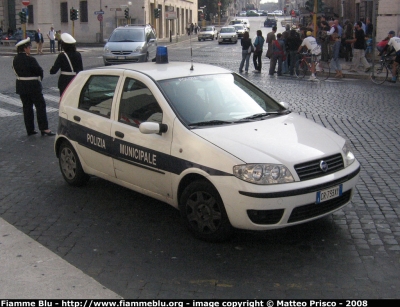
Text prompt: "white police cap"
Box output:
[[15, 37, 30, 47], [61, 33, 76, 44]]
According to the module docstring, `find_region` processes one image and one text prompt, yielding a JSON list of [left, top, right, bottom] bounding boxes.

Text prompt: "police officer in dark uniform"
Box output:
[[13, 37, 55, 136], [50, 33, 83, 96]]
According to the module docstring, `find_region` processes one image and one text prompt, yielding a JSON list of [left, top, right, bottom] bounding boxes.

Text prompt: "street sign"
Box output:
[[94, 10, 104, 15], [165, 12, 177, 20], [22, 0, 30, 6], [97, 14, 103, 21]]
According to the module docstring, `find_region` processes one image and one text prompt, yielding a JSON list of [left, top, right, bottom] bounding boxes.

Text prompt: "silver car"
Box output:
[[233, 24, 246, 38], [198, 26, 218, 41], [103, 25, 157, 65], [218, 26, 238, 44]]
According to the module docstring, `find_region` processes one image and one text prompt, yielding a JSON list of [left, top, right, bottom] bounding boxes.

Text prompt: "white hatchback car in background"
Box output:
[[54, 53, 360, 241], [197, 26, 218, 41], [218, 26, 238, 44]]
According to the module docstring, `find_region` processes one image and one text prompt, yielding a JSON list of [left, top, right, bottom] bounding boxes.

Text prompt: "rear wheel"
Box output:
[[370, 64, 388, 84], [315, 60, 330, 81], [58, 141, 90, 186], [179, 180, 233, 242], [294, 60, 308, 78]]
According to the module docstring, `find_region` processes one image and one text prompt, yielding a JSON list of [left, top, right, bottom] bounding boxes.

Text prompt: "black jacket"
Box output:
[[50, 51, 83, 93], [34, 32, 44, 43], [13, 53, 43, 95]]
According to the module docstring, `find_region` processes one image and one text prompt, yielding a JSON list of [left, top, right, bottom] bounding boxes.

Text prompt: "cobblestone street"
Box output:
[[0, 37, 399, 299]]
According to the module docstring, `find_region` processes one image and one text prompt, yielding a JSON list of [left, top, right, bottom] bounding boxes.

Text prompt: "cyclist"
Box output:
[[297, 31, 322, 81], [380, 30, 400, 83]]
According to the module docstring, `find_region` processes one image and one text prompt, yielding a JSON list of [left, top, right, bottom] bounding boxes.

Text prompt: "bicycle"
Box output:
[[294, 52, 330, 81], [370, 55, 399, 85]]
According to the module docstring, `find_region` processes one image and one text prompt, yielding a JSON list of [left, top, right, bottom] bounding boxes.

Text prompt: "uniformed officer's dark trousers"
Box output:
[[20, 93, 49, 134]]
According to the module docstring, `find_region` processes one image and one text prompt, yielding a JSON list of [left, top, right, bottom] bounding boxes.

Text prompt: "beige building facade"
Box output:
[[0, 0, 198, 43]]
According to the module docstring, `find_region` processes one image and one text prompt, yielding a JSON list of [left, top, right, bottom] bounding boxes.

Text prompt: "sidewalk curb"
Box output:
[[0, 217, 122, 299]]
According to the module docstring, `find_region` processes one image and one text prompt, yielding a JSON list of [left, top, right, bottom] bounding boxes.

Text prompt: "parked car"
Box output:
[[218, 26, 238, 44], [239, 11, 247, 17], [264, 17, 277, 28], [103, 24, 157, 65], [54, 54, 360, 241], [198, 26, 218, 41]]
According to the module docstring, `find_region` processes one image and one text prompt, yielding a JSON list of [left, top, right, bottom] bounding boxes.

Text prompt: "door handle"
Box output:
[[73, 115, 81, 122], [115, 131, 124, 138]]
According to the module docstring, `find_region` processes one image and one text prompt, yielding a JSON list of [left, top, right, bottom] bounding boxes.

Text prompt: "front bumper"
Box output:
[[103, 53, 147, 65], [211, 161, 360, 230]]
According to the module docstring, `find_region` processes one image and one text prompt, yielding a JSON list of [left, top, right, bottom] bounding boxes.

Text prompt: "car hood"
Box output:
[[105, 41, 144, 50], [199, 31, 214, 34], [192, 113, 344, 165]]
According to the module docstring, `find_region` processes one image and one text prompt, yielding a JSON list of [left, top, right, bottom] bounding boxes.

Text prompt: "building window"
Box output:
[[60, 2, 68, 23], [80, 1, 88, 22], [27, 5, 34, 24]]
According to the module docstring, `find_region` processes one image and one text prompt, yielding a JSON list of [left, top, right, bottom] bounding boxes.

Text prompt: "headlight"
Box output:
[[342, 140, 355, 167], [233, 164, 294, 185], [104, 46, 110, 53], [133, 46, 143, 53]]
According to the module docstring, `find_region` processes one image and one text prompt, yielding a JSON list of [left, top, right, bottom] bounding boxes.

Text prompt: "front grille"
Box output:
[[111, 51, 131, 55], [294, 154, 344, 181], [247, 209, 284, 225], [288, 190, 351, 223]]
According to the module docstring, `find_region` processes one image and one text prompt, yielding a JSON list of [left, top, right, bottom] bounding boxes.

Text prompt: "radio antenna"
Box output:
[[189, 28, 194, 70]]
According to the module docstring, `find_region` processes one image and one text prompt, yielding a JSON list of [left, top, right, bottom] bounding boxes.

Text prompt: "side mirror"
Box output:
[[139, 122, 168, 134], [279, 101, 289, 109]]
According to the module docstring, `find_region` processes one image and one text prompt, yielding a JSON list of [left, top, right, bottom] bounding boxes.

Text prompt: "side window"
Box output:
[[118, 78, 163, 127], [79, 75, 119, 118]]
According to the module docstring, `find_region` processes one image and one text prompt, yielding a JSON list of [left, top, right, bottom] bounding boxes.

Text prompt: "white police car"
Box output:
[[55, 48, 360, 241]]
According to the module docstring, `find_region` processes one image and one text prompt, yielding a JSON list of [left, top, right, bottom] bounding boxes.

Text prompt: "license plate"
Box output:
[[117, 56, 125, 60], [316, 184, 342, 204]]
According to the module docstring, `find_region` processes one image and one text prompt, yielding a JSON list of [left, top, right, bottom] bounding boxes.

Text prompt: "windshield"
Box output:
[[201, 27, 213, 32], [158, 73, 287, 127], [234, 25, 244, 30], [109, 29, 145, 42], [221, 28, 235, 33]]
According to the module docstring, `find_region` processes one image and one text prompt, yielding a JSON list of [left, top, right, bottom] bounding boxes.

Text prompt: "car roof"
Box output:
[[89, 61, 231, 81]]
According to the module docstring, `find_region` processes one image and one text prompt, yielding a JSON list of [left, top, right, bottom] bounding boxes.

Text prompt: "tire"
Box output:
[[179, 180, 233, 242], [370, 64, 388, 85], [58, 141, 90, 187], [294, 59, 308, 78], [315, 60, 330, 81]]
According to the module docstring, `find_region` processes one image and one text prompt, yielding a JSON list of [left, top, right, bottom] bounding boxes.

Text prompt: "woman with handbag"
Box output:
[[253, 30, 265, 73], [269, 33, 286, 76], [239, 32, 252, 73]]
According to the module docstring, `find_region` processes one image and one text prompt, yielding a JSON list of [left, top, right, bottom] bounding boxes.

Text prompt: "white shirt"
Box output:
[[48, 29, 56, 40], [388, 36, 400, 52], [301, 36, 321, 55]]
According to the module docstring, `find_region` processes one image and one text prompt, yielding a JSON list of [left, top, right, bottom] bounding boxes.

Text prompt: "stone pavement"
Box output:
[[0, 217, 121, 299]]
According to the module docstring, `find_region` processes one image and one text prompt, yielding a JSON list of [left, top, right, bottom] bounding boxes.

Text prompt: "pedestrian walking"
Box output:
[[346, 21, 371, 73], [47, 26, 56, 53], [50, 33, 83, 96], [253, 30, 265, 73], [269, 33, 285, 76], [55, 30, 63, 53], [286, 26, 302, 76], [265, 26, 277, 59], [343, 20, 353, 62], [281, 24, 291, 74], [12, 38, 55, 136], [239, 31, 252, 73], [330, 33, 343, 78], [34, 28, 44, 55]]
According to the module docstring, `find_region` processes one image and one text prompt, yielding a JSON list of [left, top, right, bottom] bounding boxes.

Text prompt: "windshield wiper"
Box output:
[[189, 120, 233, 127], [241, 110, 290, 121]]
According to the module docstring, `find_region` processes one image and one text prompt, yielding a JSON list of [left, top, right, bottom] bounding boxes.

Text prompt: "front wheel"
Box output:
[[179, 180, 233, 242], [58, 141, 90, 186], [370, 64, 388, 85], [294, 59, 308, 78], [315, 60, 330, 81]]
